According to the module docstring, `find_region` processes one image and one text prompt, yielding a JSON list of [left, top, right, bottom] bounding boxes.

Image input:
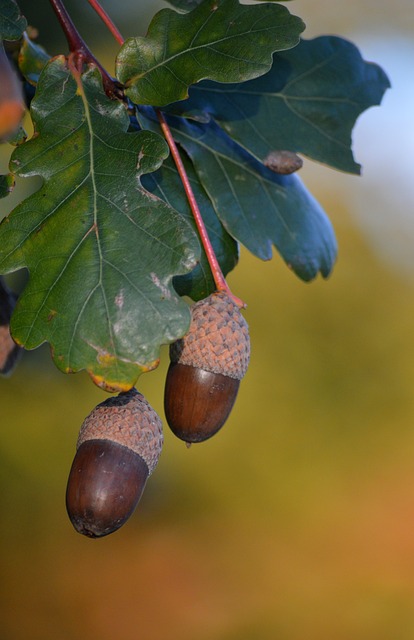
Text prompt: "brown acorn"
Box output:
[[164, 291, 250, 443], [66, 388, 163, 538]]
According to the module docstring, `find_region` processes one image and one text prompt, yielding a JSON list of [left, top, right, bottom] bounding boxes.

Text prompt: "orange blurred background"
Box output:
[[1, 1, 414, 638]]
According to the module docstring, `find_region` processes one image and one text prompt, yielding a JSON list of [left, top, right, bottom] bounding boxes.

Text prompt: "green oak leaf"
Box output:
[[116, 0, 305, 106], [0, 0, 26, 40], [18, 32, 50, 85], [0, 172, 14, 198], [0, 57, 199, 391], [143, 110, 336, 281], [140, 146, 238, 301], [170, 36, 390, 174]]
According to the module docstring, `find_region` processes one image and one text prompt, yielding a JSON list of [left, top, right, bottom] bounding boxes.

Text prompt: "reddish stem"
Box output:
[[157, 111, 245, 308], [48, 0, 122, 98], [49, 0, 84, 51], [86, 0, 124, 46]]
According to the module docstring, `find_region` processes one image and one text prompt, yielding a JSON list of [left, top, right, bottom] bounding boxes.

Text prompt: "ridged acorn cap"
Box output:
[[77, 388, 163, 475], [169, 291, 250, 380]]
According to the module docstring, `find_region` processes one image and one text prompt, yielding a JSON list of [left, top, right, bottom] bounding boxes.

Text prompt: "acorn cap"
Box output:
[[169, 291, 250, 380], [77, 388, 163, 476]]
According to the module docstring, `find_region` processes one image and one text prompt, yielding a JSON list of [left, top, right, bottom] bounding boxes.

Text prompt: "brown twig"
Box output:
[[48, 0, 122, 98]]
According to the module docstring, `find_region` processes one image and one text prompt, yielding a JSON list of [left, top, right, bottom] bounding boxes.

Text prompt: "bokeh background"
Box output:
[[1, 1, 414, 638]]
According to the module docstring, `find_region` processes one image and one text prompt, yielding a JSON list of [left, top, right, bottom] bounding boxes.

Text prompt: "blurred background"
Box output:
[[1, 1, 414, 638]]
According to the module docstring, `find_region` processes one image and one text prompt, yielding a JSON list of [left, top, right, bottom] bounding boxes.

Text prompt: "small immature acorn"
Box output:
[[263, 150, 303, 175], [66, 388, 163, 538], [164, 291, 250, 443]]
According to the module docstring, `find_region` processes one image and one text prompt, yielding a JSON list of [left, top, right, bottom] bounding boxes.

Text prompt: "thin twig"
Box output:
[[48, 0, 123, 98], [86, 0, 124, 46]]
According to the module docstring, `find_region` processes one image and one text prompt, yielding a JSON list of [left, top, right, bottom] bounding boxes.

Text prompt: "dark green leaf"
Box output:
[[0, 57, 199, 391], [170, 36, 391, 174], [18, 32, 50, 85], [147, 111, 336, 280], [164, 0, 293, 12], [116, 0, 305, 106], [0, 172, 14, 198], [164, 0, 204, 12], [0, 0, 27, 40], [140, 144, 238, 301]]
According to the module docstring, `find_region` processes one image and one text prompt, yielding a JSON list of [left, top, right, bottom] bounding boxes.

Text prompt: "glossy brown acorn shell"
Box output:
[[66, 439, 149, 538], [164, 362, 240, 443]]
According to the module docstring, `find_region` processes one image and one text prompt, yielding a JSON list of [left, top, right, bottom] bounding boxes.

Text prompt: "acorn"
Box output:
[[164, 291, 250, 443], [66, 388, 163, 538], [263, 150, 303, 174]]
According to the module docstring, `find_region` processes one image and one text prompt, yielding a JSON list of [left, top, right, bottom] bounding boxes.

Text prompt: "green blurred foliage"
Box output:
[[1, 1, 414, 639]]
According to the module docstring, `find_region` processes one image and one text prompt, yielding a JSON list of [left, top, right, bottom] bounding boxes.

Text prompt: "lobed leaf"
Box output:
[[116, 0, 305, 106], [170, 36, 391, 174], [0, 57, 199, 391], [144, 110, 337, 281], [0, 0, 26, 41]]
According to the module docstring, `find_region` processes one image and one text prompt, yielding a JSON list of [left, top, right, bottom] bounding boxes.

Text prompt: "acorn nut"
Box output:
[[164, 291, 250, 443], [66, 388, 163, 538]]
